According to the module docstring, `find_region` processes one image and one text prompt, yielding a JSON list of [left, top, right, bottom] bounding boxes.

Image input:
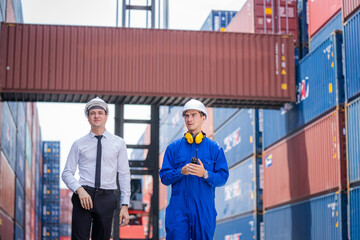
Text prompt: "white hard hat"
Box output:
[[182, 99, 207, 119], [84, 97, 109, 117]]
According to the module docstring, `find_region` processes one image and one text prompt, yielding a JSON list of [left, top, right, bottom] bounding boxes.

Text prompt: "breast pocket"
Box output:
[[203, 159, 215, 172], [173, 157, 187, 169]]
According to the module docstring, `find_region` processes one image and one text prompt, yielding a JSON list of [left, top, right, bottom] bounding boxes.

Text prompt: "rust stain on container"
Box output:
[[263, 108, 347, 209], [0, 23, 295, 108]]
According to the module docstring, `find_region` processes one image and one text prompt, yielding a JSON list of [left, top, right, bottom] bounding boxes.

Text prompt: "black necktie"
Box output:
[[95, 135, 103, 188]]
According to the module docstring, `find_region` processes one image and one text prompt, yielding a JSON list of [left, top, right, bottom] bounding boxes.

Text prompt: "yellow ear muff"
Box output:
[[184, 132, 194, 144], [194, 132, 204, 144], [184, 132, 205, 144]]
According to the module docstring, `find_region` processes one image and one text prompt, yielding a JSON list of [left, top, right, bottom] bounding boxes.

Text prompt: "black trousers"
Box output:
[[71, 186, 117, 240]]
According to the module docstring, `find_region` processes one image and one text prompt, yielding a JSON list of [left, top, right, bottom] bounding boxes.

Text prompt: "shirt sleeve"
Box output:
[[159, 143, 184, 186], [117, 139, 131, 205], [203, 146, 229, 188], [61, 141, 82, 192]]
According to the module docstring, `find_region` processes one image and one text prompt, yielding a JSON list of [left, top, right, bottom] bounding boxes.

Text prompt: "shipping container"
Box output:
[[215, 109, 261, 167], [25, 160, 31, 199], [42, 141, 60, 162], [43, 161, 60, 182], [342, 0, 360, 21], [8, 101, 17, 122], [60, 223, 71, 237], [25, 196, 31, 240], [346, 96, 360, 184], [17, 102, 26, 149], [263, 108, 347, 209], [14, 222, 24, 240], [263, 31, 344, 149], [308, 0, 341, 37], [264, 191, 347, 240], [0, 23, 296, 109], [201, 10, 237, 31], [35, 216, 39, 240], [310, 12, 342, 52], [159, 209, 166, 239], [15, 178, 25, 228], [25, 125, 32, 169], [60, 237, 71, 240], [1, 102, 17, 170], [0, 209, 14, 240], [0, 151, 15, 218], [16, 135, 26, 187], [214, 213, 263, 240], [215, 155, 262, 220], [349, 186, 360, 239], [344, 9, 360, 101], [42, 224, 60, 239], [213, 107, 239, 131], [42, 203, 60, 223], [26, 102, 32, 134], [43, 183, 60, 203], [298, 0, 309, 58]]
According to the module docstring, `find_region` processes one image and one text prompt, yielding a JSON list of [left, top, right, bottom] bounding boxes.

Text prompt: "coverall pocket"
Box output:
[[203, 159, 215, 172], [173, 157, 187, 169]]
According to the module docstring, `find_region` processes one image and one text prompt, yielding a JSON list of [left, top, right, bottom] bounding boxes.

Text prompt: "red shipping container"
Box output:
[[25, 196, 31, 240], [60, 189, 73, 224], [342, 0, 360, 20], [0, 151, 15, 218], [60, 237, 71, 240], [0, 209, 14, 240], [308, 0, 342, 37], [30, 207, 35, 237], [0, 23, 296, 109], [226, 0, 298, 40], [25, 160, 32, 199], [263, 108, 347, 209]]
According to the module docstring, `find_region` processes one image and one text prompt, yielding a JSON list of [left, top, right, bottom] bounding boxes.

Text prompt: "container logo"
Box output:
[[223, 127, 241, 153], [296, 77, 309, 104], [225, 233, 242, 240], [224, 179, 241, 201], [265, 154, 272, 168]]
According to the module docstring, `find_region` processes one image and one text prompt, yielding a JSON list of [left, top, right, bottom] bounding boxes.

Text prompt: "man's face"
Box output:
[[88, 109, 108, 129], [184, 110, 205, 134]]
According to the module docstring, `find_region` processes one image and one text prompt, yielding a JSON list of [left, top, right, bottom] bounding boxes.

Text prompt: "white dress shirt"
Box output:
[[62, 130, 131, 204]]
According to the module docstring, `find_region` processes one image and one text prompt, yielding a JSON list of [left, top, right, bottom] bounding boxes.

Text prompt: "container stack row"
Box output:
[[0, 102, 43, 240], [59, 189, 72, 240], [42, 141, 61, 240]]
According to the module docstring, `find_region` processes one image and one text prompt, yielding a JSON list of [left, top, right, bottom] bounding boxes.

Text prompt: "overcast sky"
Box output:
[[21, 0, 245, 188]]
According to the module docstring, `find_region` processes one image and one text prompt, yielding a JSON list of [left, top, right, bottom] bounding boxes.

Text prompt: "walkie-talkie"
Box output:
[[191, 149, 199, 164]]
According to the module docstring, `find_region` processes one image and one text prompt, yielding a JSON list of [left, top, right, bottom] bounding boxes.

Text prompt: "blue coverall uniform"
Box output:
[[159, 137, 229, 240]]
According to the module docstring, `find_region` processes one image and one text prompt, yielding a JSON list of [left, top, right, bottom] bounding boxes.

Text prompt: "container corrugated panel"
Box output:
[[214, 213, 263, 240], [43, 162, 60, 182], [0, 151, 15, 218], [349, 186, 360, 239], [159, 209, 166, 239], [60, 223, 71, 237], [310, 12, 343, 52], [263, 32, 344, 149], [342, 0, 360, 21], [25, 103, 32, 134], [25, 125, 32, 169], [298, 0, 309, 59], [15, 178, 25, 228], [308, 0, 341, 37], [264, 191, 347, 240], [25, 160, 31, 199], [0, 23, 296, 108], [25, 196, 31, 240], [344, 9, 360, 101], [35, 216, 39, 240], [42, 141, 60, 162], [14, 222, 24, 240], [8, 101, 17, 122], [12, 0, 23, 23], [0, 209, 14, 240], [346, 96, 360, 184], [215, 155, 262, 220], [17, 102, 26, 148], [200, 10, 237, 31], [60, 189, 72, 224], [159, 106, 184, 153], [42, 224, 60, 238], [1, 102, 16, 170], [16, 134, 26, 187], [213, 107, 239, 130], [263, 108, 347, 209], [42, 203, 60, 223], [43, 183, 60, 203], [215, 109, 261, 167]]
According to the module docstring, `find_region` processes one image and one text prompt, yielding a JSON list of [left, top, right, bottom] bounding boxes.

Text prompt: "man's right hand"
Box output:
[[76, 187, 93, 210]]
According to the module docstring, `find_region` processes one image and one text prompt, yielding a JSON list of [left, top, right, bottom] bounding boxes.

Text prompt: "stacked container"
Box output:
[[42, 141, 61, 240], [201, 10, 237, 31], [60, 189, 72, 240], [213, 108, 263, 240]]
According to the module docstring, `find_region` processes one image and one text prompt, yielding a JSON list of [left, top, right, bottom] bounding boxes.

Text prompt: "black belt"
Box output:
[[82, 185, 115, 193]]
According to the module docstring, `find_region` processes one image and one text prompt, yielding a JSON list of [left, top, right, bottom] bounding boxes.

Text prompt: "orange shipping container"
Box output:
[[0, 151, 15, 218]]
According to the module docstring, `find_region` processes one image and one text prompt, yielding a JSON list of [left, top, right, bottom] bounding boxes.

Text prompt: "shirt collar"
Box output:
[[89, 130, 109, 139]]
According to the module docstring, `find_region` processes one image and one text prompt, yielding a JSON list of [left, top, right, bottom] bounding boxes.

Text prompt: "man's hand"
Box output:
[[120, 205, 130, 227], [76, 187, 93, 210], [181, 159, 206, 177]]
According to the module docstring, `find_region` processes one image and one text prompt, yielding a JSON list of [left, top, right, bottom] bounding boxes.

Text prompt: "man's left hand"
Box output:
[[119, 205, 130, 227], [187, 159, 206, 177]]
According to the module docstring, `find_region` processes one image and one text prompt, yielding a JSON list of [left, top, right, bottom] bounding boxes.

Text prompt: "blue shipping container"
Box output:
[[14, 222, 24, 240], [215, 109, 261, 167], [298, 0, 309, 59], [201, 10, 237, 31], [16, 135, 25, 188], [213, 107, 239, 131], [1, 102, 17, 170], [17, 102, 26, 149], [15, 178, 25, 228], [346, 96, 360, 184], [42, 141, 60, 162], [159, 106, 184, 153], [263, 32, 344, 149], [264, 191, 347, 240], [42, 203, 60, 223], [43, 162, 60, 182], [349, 186, 360, 240], [60, 223, 71, 237], [42, 224, 60, 238], [215, 156, 262, 220], [43, 183, 60, 203], [25, 125, 32, 169], [8, 101, 18, 123], [344, 9, 360, 101], [310, 12, 342, 52], [215, 213, 263, 240], [159, 209, 166, 239]]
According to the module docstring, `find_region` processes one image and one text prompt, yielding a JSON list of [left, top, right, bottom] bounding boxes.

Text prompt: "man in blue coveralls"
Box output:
[[159, 99, 229, 240]]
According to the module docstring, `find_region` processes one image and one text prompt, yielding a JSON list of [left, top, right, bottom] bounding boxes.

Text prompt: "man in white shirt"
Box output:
[[62, 97, 131, 240]]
